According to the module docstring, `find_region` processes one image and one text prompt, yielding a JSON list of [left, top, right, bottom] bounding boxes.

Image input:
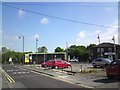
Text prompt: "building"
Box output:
[[24, 52, 67, 64], [93, 43, 120, 60]]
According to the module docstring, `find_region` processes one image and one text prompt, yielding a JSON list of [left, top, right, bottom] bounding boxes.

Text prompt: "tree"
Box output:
[[2, 47, 11, 53], [68, 45, 89, 62], [87, 44, 96, 62], [38, 46, 48, 53], [2, 47, 25, 64], [87, 44, 96, 51], [54, 47, 64, 52]]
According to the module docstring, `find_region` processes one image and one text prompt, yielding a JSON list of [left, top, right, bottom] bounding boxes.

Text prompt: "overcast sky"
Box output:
[[2, 2, 118, 52]]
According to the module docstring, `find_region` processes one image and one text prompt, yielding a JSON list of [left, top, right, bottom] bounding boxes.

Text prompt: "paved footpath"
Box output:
[[23, 65, 120, 89]]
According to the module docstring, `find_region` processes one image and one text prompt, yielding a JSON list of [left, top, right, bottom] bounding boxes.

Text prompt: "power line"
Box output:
[[3, 3, 118, 7], [3, 3, 118, 29]]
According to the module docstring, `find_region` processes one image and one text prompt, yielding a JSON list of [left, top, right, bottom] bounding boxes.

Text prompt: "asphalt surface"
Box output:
[[2, 64, 87, 88]]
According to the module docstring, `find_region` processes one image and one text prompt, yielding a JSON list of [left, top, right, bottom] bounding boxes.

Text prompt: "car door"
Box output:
[[96, 59, 103, 66], [57, 60, 63, 68], [47, 60, 52, 67]]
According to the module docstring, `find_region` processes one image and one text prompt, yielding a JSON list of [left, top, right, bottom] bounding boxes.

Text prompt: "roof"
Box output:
[[94, 42, 120, 48], [26, 52, 66, 55]]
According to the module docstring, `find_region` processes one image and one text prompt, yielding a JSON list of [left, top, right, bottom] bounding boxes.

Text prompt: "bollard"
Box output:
[[62, 65, 63, 73], [80, 65, 82, 73]]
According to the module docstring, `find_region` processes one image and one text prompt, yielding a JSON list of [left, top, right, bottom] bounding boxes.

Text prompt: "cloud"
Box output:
[[18, 9, 25, 18], [34, 34, 39, 39], [99, 23, 118, 44], [77, 31, 86, 38], [27, 34, 40, 40], [40, 17, 49, 24], [75, 21, 118, 45]]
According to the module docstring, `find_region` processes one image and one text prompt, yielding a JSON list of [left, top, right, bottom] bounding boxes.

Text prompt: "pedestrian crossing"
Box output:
[[6, 69, 30, 75]]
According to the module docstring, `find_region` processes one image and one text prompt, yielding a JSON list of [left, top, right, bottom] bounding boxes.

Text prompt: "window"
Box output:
[[101, 48, 104, 52], [108, 48, 112, 52], [96, 59, 102, 62], [97, 48, 100, 52]]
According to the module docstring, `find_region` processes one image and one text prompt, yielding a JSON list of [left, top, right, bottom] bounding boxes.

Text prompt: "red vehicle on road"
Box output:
[[106, 60, 120, 79], [41, 60, 71, 69]]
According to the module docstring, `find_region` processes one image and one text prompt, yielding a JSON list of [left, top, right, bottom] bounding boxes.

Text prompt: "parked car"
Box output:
[[69, 59, 79, 62], [92, 58, 112, 68], [106, 60, 120, 79], [41, 60, 71, 69]]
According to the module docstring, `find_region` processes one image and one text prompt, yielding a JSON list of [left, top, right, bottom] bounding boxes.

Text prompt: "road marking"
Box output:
[[7, 70, 14, 72], [57, 76, 67, 78], [12, 71, 30, 74], [12, 72, 17, 74], [18, 72, 22, 74], [30, 70, 41, 75], [3, 70, 15, 83], [14, 70, 19, 71]]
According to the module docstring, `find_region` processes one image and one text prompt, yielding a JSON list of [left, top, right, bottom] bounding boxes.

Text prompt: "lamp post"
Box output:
[[66, 42, 68, 61], [35, 38, 38, 64], [112, 36, 116, 60], [36, 38, 38, 52], [44, 51, 45, 63], [97, 34, 102, 57], [97, 35, 100, 45], [19, 35, 24, 64]]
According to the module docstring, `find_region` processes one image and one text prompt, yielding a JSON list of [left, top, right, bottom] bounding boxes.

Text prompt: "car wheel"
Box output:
[[44, 65, 47, 68], [93, 65, 97, 68], [105, 64, 108, 67], [55, 66, 58, 69]]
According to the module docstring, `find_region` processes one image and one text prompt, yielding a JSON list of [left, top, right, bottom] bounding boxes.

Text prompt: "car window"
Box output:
[[96, 59, 102, 61]]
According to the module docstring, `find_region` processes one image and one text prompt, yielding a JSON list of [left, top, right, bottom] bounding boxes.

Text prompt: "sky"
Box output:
[[2, 2, 118, 52]]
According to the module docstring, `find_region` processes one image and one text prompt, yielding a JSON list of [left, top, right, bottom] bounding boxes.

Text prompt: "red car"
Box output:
[[41, 60, 71, 69], [106, 60, 120, 79]]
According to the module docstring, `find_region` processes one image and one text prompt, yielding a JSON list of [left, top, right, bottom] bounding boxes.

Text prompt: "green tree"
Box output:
[[68, 45, 89, 62], [2, 47, 11, 53], [38, 46, 47, 53], [87, 44, 96, 62], [2, 47, 25, 64], [54, 47, 64, 52], [87, 44, 96, 51]]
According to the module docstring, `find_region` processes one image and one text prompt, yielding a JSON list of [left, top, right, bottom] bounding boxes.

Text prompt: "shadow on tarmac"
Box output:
[[93, 78, 120, 83]]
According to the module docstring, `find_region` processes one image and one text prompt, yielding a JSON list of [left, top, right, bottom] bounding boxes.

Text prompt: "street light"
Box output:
[[36, 38, 38, 53], [112, 36, 116, 60], [19, 35, 24, 64], [66, 42, 68, 61], [97, 34, 102, 57], [19, 35, 24, 53], [97, 35, 100, 45], [35, 38, 38, 64]]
